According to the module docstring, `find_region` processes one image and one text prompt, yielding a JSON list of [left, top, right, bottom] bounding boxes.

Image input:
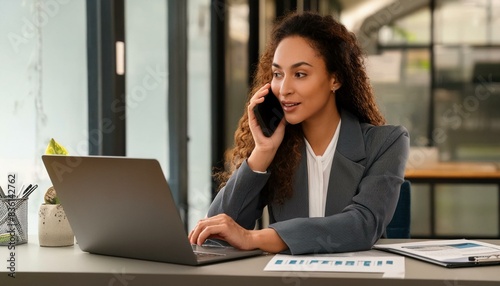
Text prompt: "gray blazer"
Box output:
[[208, 110, 410, 254]]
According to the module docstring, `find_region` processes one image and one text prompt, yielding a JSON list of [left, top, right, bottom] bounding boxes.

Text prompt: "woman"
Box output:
[[189, 12, 409, 255]]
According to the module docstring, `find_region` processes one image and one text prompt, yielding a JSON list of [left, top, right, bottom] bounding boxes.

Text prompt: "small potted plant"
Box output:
[[38, 139, 74, 247]]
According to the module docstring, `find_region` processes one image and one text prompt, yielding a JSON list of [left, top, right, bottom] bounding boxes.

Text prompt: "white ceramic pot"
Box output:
[[38, 204, 74, 247]]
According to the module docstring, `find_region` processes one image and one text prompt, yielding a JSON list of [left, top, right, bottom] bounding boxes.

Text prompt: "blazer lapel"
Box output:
[[270, 146, 309, 221], [270, 110, 367, 220], [324, 110, 366, 216]]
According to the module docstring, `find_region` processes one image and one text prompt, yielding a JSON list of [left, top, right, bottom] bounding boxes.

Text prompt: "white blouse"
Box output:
[[305, 120, 341, 217]]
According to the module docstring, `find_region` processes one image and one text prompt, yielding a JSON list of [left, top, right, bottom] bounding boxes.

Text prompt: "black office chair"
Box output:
[[385, 180, 411, 239]]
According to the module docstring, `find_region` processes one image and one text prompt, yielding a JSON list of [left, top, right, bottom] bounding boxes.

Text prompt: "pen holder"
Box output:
[[0, 198, 28, 246]]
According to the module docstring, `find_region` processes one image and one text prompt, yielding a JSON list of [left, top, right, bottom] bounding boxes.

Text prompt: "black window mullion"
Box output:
[[276, 0, 297, 18], [86, 0, 126, 156], [429, 0, 436, 148], [211, 0, 227, 199], [167, 0, 189, 226]]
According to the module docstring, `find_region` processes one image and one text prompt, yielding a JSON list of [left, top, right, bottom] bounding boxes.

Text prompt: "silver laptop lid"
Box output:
[[42, 155, 198, 265]]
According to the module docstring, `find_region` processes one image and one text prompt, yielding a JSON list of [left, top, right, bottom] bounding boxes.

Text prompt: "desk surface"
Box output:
[[1, 237, 500, 286], [405, 162, 500, 180]]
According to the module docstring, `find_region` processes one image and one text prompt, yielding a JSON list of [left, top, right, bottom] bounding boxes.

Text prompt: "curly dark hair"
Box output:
[[214, 11, 385, 205]]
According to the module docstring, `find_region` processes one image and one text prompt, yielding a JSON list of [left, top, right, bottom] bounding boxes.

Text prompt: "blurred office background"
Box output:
[[1, 0, 499, 238]]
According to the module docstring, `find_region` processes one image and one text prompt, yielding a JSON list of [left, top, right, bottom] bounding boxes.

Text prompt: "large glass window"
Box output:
[[364, 0, 499, 238], [225, 0, 250, 148], [378, 7, 431, 45], [125, 0, 212, 230], [0, 0, 87, 234], [432, 0, 500, 237], [435, 0, 500, 45], [433, 0, 500, 162], [369, 7, 431, 147], [187, 0, 212, 229], [368, 48, 431, 147], [125, 0, 169, 174], [0, 0, 212, 236], [366, 8, 433, 237]]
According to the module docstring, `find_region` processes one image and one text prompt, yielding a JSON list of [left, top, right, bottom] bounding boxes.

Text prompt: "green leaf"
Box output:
[[45, 138, 69, 155]]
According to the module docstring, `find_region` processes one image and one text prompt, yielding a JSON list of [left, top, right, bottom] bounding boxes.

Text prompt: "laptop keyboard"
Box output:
[[193, 250, 226, 258], [191, 240, 230, 259], [191, 239, 236, 259]]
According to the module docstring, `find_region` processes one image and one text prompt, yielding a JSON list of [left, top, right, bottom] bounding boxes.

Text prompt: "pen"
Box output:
[[20, 184, 38, 199], [21, 184, 33, 197], [17, 183, 25, 198], [468, 254, 500, 262]]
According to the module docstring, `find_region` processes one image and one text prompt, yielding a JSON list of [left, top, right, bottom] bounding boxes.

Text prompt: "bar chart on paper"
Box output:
[[264, 254, 405, 278]]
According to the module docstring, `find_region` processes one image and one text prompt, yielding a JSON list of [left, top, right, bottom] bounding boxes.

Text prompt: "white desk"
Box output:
[[1, 237, 500, 286]]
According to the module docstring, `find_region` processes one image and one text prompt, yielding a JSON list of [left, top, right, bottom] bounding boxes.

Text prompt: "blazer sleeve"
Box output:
[[269, 125, 410, 254], [207, 160, 270, 229]]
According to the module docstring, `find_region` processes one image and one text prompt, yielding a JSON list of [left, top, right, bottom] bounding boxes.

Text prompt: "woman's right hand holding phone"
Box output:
[[247, 83, 286, 172]]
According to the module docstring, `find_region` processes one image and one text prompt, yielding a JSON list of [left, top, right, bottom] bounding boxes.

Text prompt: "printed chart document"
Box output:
[[374, 239, 500, 268], [264, 251, 405, 278]]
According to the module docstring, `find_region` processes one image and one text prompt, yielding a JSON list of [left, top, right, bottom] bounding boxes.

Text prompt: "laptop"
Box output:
[[41, 155, 263, 265]]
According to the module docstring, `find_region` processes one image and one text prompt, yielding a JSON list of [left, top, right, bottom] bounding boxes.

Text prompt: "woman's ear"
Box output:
[[330, 75, 342, 92]]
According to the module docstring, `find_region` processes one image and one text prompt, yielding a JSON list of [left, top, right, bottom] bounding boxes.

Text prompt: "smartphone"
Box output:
[[253, 89, 284, 137]]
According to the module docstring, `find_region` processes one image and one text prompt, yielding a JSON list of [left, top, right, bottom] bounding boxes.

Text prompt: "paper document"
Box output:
[[374, 239, 500, 268], [264, 251, 405, 278]]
